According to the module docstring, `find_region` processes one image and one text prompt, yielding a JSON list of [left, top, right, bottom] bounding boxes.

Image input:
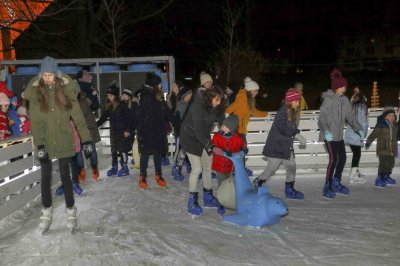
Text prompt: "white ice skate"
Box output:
[[66, 206, 78, 234], [349, 167, 366, 184], [39, 206, 53, 235]]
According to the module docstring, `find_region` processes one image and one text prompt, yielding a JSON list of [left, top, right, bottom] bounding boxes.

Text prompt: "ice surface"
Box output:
[[0, 158, 399, 266]]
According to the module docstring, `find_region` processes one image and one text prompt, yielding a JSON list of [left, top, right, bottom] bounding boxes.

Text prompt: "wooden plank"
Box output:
[[0, 184, 41, 220], [0, 170, 41, 198], [0, 157, 33, 177], [0, 140, 33, 161]]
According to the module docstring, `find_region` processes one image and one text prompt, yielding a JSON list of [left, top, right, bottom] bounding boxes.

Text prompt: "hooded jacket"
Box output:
[[318, 90, 360, 141], [366, 115, 398, 156]]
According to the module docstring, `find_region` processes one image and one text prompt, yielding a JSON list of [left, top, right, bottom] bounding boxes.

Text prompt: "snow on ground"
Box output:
[[0, 157, 400, 266]]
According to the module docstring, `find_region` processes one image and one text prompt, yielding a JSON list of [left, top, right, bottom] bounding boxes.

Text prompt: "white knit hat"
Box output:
[[0, 92, 10, 105], [244, 77, 259, 91], [200, 71, 213, 85]]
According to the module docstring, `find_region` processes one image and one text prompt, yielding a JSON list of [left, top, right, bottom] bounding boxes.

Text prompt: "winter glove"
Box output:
[[365, 143, 371, 150], [211, 146, 224, 156], [82, 142, 93, 158], [324, 131, 334, 141], [295, 133, 307, 145], [37, 145, 48, 163], [225, 150, 232, 157], [357, 130, 365, 140], [242, 147, 249, 155]]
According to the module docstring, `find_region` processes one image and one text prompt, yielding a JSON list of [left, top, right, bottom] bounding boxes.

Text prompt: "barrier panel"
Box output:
[[98, 108, 385, 170]]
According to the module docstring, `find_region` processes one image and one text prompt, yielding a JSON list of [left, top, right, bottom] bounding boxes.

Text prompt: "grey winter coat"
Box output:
[[180, 88, 225, 156], [344, 103, 368, 146], [318, 90, 361, 141]]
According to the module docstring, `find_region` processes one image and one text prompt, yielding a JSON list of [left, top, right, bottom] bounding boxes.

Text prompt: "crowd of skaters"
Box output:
[[1, 56, 398, 231]]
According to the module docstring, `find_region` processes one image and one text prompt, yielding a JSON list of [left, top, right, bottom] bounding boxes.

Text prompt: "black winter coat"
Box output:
[[262, 103, 300, 160], [97, 101, 131, 153], [180, 88, 225, 156], [137, 85, 179, 154]]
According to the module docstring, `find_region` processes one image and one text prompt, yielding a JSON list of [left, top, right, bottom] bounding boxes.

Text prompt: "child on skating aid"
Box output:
[[211, 114, 244, 187], [253, 89, 307, 200], [365, 106, 398, 187]]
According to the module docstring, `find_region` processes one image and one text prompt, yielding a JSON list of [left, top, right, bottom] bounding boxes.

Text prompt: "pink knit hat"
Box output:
[[0, 92, 10, 105], [330, 69, 347, 90], [285, 89, 301, 103]]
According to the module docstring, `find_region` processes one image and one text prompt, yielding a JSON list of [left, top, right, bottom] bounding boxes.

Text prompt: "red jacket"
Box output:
[[212, 131, 244, 173]]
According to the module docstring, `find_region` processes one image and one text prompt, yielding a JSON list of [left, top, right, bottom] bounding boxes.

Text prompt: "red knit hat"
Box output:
[[285, 89, 301, 103], [330, 69, 347, 90]]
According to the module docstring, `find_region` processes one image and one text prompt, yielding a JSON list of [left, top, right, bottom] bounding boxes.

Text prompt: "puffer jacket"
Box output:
[[366, 115, 398, 156], [262, 103, 300, 160], [24, 74, 91, 159], [345, 103, 368, 146], [225, 89, 268, 134], [318, 90, 360, 141], [211, 131, 244, 173]]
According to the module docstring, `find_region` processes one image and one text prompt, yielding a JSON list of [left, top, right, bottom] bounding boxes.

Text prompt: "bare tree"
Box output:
[[216, 0, 243, 84]]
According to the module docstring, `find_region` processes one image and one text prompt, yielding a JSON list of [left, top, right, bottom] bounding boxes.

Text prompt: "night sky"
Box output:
[[122, 0, 400, 77]]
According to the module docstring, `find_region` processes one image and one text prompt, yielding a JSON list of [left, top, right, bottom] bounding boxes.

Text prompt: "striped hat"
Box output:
[[285, 89, 301, 103]]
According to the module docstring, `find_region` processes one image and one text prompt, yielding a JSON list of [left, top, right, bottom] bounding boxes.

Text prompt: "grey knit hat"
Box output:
[[382, 106, 395, 118], [40, 56, 62, 78], [223, 114, 239, 132]]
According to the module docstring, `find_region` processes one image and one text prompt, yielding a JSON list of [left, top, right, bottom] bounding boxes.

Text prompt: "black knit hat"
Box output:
[[382, 106, 395, 118], [223, 114, 239, 132], [145, 72, 162, 87], [178, 87, 192, 100], [107, 85, 120, 96]]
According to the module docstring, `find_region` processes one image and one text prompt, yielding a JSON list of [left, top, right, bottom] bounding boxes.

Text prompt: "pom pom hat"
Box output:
[[285, 89, 301, 103], [244, 77, 259, 91], [330, 69, 348, 91]]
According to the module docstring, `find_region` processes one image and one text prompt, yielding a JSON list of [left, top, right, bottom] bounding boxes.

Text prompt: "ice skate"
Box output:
[[39, 207, 53, 235]]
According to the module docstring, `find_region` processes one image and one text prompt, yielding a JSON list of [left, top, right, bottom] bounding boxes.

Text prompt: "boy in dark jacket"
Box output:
[[365, 106, 398, 187], [253, 89, 307, 200]]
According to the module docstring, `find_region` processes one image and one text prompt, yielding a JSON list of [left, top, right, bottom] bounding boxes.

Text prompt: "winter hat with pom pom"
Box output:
[[0, 92, 10, 105], [330, 69, 347, 91], [244, 77, 259, 91], [200, 71, 213, 85]]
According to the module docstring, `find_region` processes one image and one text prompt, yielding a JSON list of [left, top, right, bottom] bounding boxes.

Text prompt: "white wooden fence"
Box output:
[[0, 135, 40, 220], [98, 108, 385, 170]]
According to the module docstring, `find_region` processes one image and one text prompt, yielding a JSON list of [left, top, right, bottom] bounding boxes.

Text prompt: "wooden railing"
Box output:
[[98, 108, 385, 170]]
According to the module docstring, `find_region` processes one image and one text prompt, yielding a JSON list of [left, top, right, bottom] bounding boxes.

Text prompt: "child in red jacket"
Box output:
[[212, 114, 245, 187], [0, 92, 11, 140]]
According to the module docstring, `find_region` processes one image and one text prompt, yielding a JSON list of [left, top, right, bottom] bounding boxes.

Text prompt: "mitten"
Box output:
[[82, 142, 93, 158], [325, 131, 333, 141], [37, 145, 48, 162]]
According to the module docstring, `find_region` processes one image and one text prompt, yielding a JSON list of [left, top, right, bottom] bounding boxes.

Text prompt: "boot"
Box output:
[[117, 164, 130, 177], [161, 156, 170, 166], [39, 206, 53, 232], [78, 168, 86, 182], [383, 174, 396, 185], [72, 182, 83, 195], [66, 206, 78, 231], [155, 173, 167, 187], [171, 164, 184, 181], [106, 164, 118, 176], [139, 174, 147, 189], [375, 175, 387, 187], [55, 185, 64, 195], [285, 182, 304, 200], [332, 177, 349, 194], [203, 188, 225, 215], [91, 166, 99, 181], [188, 192, 202, 216], [349, 167, 365, 184], [322, 181, 336, 198]]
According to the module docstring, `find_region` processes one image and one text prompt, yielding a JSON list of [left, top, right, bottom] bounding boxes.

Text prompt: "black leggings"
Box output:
[[349, 145, 361, 168], [324, 140, 347, 182], [41, 157, 74, 208], [140, 152, 162, 176]]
